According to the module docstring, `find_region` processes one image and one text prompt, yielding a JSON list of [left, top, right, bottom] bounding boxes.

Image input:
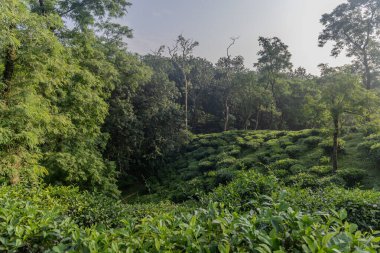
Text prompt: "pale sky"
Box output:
[[121, 0, 351, 74]]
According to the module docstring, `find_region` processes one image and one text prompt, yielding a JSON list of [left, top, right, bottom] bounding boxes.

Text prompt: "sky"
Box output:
[[121, 0, 351, 75]]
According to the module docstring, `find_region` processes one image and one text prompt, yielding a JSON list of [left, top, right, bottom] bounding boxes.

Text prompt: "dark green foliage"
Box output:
[[337, 168, 367, 187], [318, 138, 346, 154], [290, 164, 307, 174], [2, 0, 380, 251], [285, 144, 306, 158], [284, 187, 380, 230], [146, 129, 377, 202], [303, 135, 323, 148], [286, 172, 319, 188], [358, 134, 380, 162]]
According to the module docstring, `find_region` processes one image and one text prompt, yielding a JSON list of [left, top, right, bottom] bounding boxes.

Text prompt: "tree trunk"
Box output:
[[363, 53, 371, 90], [332, 116, 339, 172], [2, 45, 17, 96], [254, 109, 260, 130], [224, 98, 229, 131], [243, 112, 252, 130], [184, 76, 188, 131]]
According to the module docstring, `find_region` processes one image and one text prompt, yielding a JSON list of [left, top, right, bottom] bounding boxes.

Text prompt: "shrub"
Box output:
[[288, 129, 320, 142], [208, 138, 228, 147], [358, 135, 380, 162], [303, 136, 323, 148], [319, 156, 330, 164], [204, 170, 279, 210], [267, 153, 289, 163], [284, 186, 380, 230], [213, 168, 237, 186], [337, 168, 367, 187], [285, 144, 305, 158], [318, 138, 345, 154], [191, 148, 209, 159], [225, 145, 241, 156], [317, 175, 345, 187], [181, 169, 201, 180], [264, 138, 280, 147], [198, 160, 215, 172], [286, 173, 319, 188], [289, 164, 307, 174], [216, 155, 237, 168], [278, 137, 293, 148], [1, 178, 379, 252], [245, 139, 263, 149], [272, 169, 290, 177], [310, 165, 333, 176], [240, 155, 258, 168], [270, 158, 298, 171], [256, 151, 271, 164]]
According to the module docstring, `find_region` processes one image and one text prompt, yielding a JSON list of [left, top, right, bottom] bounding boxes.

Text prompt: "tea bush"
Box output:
[[1, 169, 380, 252], [284, 186, 380, 229], [337, 168, 367, 187]]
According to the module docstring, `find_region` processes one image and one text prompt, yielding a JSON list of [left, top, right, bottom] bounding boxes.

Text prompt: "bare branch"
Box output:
[[227, 36, 240, 58]]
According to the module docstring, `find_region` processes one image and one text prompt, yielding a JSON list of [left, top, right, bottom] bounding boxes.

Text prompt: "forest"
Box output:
[[1, 0, 380, 252]]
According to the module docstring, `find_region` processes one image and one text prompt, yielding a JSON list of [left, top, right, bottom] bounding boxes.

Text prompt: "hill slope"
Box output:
[[2, 129, 380, 252], [136, 129, 380, 202]]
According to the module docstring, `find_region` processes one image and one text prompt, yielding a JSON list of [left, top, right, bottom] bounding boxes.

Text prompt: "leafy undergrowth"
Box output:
[[135, 129, 378, 203], [2, 129, 380, 252], [1, 177, 380, 252]]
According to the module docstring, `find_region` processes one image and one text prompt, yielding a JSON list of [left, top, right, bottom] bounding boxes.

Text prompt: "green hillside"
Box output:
[[135, 129, 380, 203], [2, 130, 380, 252]]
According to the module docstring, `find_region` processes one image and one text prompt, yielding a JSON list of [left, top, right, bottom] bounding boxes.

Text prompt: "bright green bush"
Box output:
[[1, 170, 380, 252], [286, 173, 319, 188], [270, 158, 298, 171], [245, 139, 263, 149], [197, 160, 214, 172], [216, 155, 237, 168], [204, 170, 279, 210], [284, 186, 380, 230], [319, 156, 331, 164], [310, 165, 334, 176], [52, 203, 380, 252]]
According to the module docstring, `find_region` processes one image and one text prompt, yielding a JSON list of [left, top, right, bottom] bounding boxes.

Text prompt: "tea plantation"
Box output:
[[2, 129, 380, 252]]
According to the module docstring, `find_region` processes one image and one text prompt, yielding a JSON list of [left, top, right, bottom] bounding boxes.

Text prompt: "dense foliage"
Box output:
[[1, 177, 380, 252], [1, 0, 380, 251], [141, 129, 378, 203]]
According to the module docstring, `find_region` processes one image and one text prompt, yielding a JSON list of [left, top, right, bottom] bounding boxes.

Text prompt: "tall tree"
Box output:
[[254, 37, 293, 129], [0, 0, 135, 195], [216, 37, 244, 131], [318, 68, 369, 171], [231, 71, 272, 130], [319, 0, 380, 89], [168, 35, 199, 131], [0, 0, 65, 184], [188, 57, 215, 132], [103, 53, 184, 186]]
